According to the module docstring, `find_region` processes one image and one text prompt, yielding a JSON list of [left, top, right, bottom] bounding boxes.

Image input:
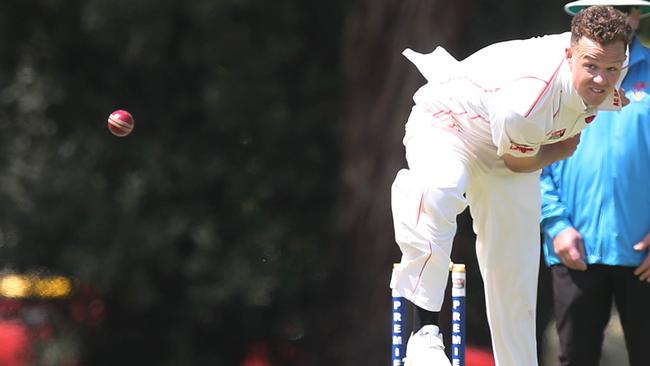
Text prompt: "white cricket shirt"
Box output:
[[403, 32, 625, 159]]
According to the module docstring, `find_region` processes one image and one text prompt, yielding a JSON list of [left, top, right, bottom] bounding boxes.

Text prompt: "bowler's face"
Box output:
[[566, 37, 626, 107]]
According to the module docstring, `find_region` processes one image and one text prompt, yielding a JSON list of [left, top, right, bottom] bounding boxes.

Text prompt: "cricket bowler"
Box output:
[[389, 6, 632, 366]]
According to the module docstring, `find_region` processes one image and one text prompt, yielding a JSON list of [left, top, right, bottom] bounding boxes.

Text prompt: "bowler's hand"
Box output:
[[550, 134, 581, 162], [553, 227, 587, 271], [633, 233, 650, 281], [619, 88, 630, 107]]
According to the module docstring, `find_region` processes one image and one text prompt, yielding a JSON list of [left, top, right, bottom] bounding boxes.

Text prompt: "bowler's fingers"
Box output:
[[562, 134, 581, 157], [619, 88, 630, 107]]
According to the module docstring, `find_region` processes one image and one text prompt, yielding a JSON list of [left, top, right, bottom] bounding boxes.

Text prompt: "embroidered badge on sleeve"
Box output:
[[548, 128, 566, 140]]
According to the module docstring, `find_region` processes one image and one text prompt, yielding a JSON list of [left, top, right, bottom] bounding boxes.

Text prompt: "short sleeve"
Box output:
[[486, 78, 550, 157], [490, 109, 545, 157]]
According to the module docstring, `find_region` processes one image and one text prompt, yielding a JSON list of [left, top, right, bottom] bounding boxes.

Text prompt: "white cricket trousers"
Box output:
[[390, 110, 541, 366]]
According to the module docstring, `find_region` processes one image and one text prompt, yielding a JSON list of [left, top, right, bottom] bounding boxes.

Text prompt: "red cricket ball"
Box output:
[[107, 110, 134, 137]]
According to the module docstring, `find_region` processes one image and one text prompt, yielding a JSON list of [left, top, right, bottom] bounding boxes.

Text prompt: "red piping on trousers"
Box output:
[[410, 240, 433, 298]]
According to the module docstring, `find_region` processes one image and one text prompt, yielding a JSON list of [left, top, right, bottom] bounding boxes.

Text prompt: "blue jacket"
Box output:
[[540, 36, 650, 267]]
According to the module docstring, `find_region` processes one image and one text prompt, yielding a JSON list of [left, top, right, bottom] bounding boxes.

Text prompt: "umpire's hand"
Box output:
[[553, 227, 587, 271], [633, 233, 650, 281]]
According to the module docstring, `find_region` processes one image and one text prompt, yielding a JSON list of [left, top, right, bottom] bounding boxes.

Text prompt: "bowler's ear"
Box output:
[[565, 47, 573, 68]]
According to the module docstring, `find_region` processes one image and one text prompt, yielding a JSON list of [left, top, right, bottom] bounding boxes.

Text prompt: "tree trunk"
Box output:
[[324, 1, 468, 365]]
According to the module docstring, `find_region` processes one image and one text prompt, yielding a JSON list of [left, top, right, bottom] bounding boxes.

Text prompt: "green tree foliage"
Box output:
[[0, 0, 341, 364], [3, 0, 626, 365]]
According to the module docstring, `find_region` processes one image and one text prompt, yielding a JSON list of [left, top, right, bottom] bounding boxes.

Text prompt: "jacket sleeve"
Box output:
[[540, 164, 573, 239]]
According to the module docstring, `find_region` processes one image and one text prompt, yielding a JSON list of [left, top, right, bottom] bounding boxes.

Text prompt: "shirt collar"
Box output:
[[558, 58, 594, 113]]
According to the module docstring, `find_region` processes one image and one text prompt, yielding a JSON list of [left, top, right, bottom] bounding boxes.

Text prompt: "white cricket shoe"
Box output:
[[404, 325, 451, 366]]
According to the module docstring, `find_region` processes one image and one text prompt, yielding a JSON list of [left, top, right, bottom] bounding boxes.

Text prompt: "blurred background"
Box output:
[[1, 0, 647, 365]]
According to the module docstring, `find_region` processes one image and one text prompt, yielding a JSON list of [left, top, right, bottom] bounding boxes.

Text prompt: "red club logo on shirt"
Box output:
[[585, 115, 595, 124], [548, 128, 566, 140], [509, 143, 535, 154]]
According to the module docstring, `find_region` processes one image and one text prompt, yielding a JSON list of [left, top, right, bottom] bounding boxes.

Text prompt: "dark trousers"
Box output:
[[551, 264, 650, 366]]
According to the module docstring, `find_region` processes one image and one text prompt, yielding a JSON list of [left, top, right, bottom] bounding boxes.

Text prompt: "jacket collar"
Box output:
[[627, 35, 648, 69]]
